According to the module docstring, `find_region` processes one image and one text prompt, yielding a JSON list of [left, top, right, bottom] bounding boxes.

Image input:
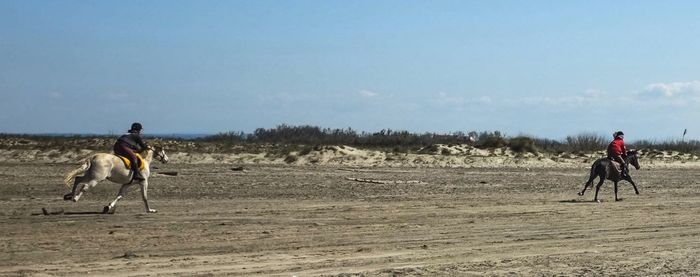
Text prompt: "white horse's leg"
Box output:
[[104, 184, 131, 214], [71, 176, 98, 201], [71, 160, 111, 202], [140, 180, 157, 213], [67, 176, 83, 201], [73, 179, 99, 202]]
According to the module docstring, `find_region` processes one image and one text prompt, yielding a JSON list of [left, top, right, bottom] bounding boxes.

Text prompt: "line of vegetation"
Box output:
[[199, 125, 700, 154], [2, 125, 699, 154]]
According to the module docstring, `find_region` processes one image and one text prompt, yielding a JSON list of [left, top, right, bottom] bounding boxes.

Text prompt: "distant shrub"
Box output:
[[509, 136, 537, 153], [632, 139, 700, 154], [422, 144, 439, 153], [201, 131, 248, 142], [475, 131, 507, 149], [532, 138, 564, 152], [284, 154, 298, 163], [298, 146, 313, 156], [564, 133, 607, 152]]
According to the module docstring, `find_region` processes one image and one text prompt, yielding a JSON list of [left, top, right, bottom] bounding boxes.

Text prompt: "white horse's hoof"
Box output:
[[147, 209, 157, 213]]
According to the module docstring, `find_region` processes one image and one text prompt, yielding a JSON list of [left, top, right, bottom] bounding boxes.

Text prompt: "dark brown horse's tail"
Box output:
[[589, 160, 597, 176], [587, 159, 603, 182]]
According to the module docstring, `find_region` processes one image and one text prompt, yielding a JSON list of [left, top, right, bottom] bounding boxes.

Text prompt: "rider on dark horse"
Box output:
[[113, 123, 150, 181], [607, 131, 628, 177]]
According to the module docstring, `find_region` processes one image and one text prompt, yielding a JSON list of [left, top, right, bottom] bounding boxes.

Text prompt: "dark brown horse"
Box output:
[[578, 151, 641, 202]]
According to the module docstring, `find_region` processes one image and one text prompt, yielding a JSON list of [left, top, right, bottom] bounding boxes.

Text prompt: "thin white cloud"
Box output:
[[639, 81, 700, 99], [478, 96, 492, 104], [511, 95, 602, 106], [48, 92, 63, 99], [582, 88, 607, 98], [103, 92, 130, 100], [498, 81, 700, 108], [358, 89, 378, 98], [256, 92, 329, 108], [434, 92, 492, 108], [300, 81, 700, 116], [436, 92, 464, 106], [433, 90, 615, 110], [257, 92, 300, 102], [493, 81, 700, 109]]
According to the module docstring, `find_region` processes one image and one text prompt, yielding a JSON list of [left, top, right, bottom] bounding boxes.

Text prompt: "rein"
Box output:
[[153, 149, 164, 162], [150, 146, 167, 163]]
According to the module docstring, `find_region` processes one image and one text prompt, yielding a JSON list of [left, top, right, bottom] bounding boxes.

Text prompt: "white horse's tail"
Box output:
[[64, 157, 92, 189]]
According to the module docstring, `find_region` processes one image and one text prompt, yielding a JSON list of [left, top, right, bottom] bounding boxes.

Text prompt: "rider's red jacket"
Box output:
[[607, 137, 626, 158]]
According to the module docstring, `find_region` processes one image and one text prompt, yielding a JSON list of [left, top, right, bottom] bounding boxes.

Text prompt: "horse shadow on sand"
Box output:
[[34, 207, 116, 216]]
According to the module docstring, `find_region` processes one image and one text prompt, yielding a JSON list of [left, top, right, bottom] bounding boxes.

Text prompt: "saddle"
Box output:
[[607, 159, 624, 180], [117, 154, 146, 171]]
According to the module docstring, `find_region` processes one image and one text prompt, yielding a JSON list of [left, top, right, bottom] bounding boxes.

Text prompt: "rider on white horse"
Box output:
[[65, 126, 168, 213], [114, 123, 150, 181]]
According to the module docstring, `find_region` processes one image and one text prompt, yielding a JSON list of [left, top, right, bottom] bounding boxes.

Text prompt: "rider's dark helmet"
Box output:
[[614, 131, 624, 138], [129, 122, 143, 133]]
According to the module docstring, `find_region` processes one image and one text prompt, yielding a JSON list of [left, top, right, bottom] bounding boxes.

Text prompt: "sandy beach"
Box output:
[[1, 139, 700, 276]]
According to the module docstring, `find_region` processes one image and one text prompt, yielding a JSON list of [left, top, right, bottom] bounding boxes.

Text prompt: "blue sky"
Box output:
[[2, 1, 700, 139]]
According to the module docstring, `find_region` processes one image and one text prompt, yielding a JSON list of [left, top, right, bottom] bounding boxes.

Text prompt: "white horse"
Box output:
[[63, 146, 169, 214]]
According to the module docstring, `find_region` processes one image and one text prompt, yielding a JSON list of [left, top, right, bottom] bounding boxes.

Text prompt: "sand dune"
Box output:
[[2, 141, 699, 169]]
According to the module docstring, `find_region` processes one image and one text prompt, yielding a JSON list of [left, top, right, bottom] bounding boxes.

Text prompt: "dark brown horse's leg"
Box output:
[[593, 179, 605, 202], [614, 181, 620, 201], [579, 178, 594, 196], [625, 177, 640, 195], [579, 164, 598, 196]]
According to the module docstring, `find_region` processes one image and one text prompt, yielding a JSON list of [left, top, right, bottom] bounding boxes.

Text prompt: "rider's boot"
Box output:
[[131, 162, 145, 181], [133, 170, 145, 181]]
